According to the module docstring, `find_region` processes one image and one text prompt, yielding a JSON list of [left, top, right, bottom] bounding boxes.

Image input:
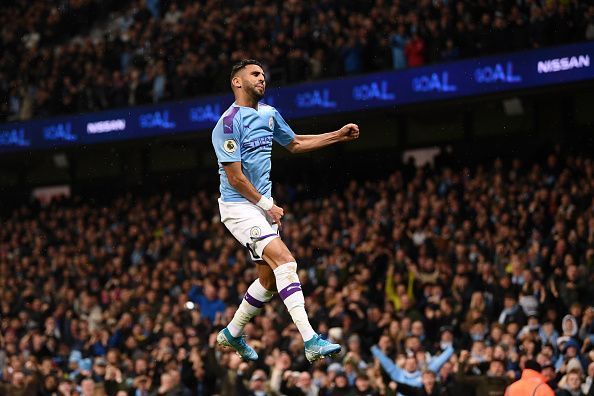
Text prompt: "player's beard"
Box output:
[[246, 83, 265, 101]]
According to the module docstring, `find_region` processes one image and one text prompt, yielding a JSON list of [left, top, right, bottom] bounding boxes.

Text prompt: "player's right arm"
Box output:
[[222, 162, 284, 227]]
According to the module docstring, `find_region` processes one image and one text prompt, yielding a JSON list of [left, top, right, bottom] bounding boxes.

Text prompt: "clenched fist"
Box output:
[[338, 123, 360, 141]]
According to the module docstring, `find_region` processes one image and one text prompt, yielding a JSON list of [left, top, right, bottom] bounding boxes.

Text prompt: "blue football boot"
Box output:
[[216, 328, 258, 361]]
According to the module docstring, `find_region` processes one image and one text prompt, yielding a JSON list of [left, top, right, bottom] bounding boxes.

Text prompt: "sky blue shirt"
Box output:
[[212, 102, 296, 202]]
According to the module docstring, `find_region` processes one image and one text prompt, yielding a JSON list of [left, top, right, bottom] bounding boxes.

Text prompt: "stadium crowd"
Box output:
[[2, 0, 594, 121], [1, 149, 594, 396]]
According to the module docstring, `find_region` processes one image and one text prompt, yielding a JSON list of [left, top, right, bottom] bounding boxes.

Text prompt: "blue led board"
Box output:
[[1, 42, 593, 152]]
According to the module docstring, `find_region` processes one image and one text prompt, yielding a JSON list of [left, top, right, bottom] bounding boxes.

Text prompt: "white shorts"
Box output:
[[218, 198, 279, 261]]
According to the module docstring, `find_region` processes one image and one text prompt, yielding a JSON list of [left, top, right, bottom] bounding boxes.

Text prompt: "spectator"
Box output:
[[392, 370, 442, 396], [559, 265, 586, 309], [241, 369, 277, 396], [505, 360, 555, 396], [0, 365, 41, 396], [390, 25, 408, 70], [341, 37, 363, 75], [583, 362, 594, 394], [498, 292, 527, 327], [555, 369, 588, 396], [454, 350, 510, 396], [188, 282, 226, 323], [586, 6, 594, 41], [404, 32, 426, 67], [370, 344, 454, 387]]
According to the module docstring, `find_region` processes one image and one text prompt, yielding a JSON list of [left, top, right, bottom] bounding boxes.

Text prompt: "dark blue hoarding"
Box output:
[[1, 41, 593, 153]]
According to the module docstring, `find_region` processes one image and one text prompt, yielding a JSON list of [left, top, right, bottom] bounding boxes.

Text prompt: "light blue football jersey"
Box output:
[[212, 102, 296, 202]]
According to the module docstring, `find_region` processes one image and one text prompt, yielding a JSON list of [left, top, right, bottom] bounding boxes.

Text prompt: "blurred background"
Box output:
[[0, 1, 594, 396]]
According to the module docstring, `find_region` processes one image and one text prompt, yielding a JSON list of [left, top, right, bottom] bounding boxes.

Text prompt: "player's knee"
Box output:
[[263, 240, 295, 266], [275, 244, 295, 264], [278, 251, 295, 265], [259, 276, 277, 291]]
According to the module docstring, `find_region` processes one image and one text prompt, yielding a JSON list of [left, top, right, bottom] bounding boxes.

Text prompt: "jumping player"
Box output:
[[211, 59, 359, 362]]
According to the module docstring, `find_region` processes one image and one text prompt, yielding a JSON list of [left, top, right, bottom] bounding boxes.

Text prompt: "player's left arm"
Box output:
[[271, 108, 359, 154], [285, 123, 360, 154]]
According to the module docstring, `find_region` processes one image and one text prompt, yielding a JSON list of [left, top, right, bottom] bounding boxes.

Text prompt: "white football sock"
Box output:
[[274, 262, 316, 342], [227, 278, 274, 337]]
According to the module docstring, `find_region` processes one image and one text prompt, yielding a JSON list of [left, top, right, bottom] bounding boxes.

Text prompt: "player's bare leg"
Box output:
[[217, 262, 276, 361], [262, 238, 341, 362], [256, 262, 276, 291]]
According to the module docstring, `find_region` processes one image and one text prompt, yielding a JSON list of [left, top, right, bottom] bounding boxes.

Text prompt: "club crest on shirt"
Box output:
[[269, 116, 274, 130], [223, 139, 237, 153], [250, 226, 261, 239]]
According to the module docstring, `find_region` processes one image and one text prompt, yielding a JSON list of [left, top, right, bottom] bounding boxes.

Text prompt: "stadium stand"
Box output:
[[1, 0, 593, 121], [2, 0, 594, 395], [1, 150, 593, 395]]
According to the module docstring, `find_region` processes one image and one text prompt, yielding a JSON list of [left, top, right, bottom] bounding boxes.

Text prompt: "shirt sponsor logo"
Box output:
[[352, 80, 395, 101], [537, 55, 590, 73], [412, 71, 458, 92], [474, 62, 522, 83], [87, 119, 126, 134], [295, 89, 337, 108], [242, 136, 273, 150], [0, 128, 30, 147], [43, 122, 77, 141]]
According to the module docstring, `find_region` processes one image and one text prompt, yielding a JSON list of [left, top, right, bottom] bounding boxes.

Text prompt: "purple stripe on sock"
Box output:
[[244, 292, 264, 308], [279, 282, 302, 300], [223, 107, 239, 134]]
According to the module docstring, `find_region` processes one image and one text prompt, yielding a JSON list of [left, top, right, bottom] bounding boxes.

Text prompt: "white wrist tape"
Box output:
[[256, 196, 273, 210]]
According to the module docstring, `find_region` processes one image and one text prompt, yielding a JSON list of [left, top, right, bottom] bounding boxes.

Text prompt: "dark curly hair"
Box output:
[[230, 59, 264, 80]]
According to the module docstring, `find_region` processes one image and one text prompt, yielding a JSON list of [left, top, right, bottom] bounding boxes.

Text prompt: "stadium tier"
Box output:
[[1, 150, 594, 395], [1, 0, 594, 122]]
